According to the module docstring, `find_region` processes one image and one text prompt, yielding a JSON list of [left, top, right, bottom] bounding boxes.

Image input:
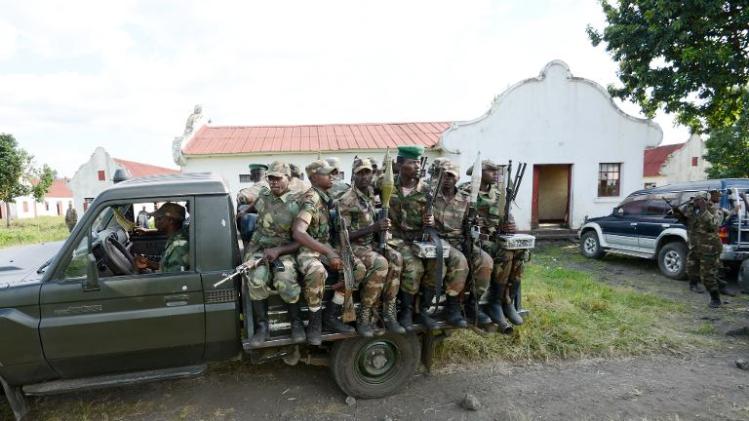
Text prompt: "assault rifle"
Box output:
[[422, 157, 446, 305], [213, 258, 266, 287], [336, 203, 357, 322], [465, 153, 483, 326], [378, 148, 394, 251], [501, 160, 527, 234]]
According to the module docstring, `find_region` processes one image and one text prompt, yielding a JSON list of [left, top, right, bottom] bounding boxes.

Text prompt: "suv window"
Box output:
[[620, 199, 647, 216], [642, 200, 671, 217]]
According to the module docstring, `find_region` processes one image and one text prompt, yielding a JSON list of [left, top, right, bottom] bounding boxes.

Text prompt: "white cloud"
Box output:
[[0, 20, 18, 59]]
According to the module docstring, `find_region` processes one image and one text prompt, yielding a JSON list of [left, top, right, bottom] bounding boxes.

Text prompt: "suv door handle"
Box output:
[[165, 294, 190, 307], [630, 223, 638, 226]]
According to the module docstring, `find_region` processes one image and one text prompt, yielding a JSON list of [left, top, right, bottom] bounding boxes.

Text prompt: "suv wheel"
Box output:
[[580, 230, 605, 259], [657, 242, 688, 280]]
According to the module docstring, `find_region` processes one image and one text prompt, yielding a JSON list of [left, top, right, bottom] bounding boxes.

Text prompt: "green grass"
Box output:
[[0, 216, 69, 249], [436, 247, 714, 364]]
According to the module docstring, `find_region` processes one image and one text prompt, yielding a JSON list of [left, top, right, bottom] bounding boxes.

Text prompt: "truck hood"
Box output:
[[0, 241, 64, 289]]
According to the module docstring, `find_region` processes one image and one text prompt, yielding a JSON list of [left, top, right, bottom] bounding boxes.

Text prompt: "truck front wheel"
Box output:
[[330, 333, 420, 399]]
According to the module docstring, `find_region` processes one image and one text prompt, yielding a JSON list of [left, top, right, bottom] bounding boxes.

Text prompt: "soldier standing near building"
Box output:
[[432, 160, 492, 327], [461, 160, 517, 332], [337, 158, 405, 335], [676, 190, 737, 307], [64, 202, 77, 232], [242, 161, 305, 346], [292, 160, 347, 345]]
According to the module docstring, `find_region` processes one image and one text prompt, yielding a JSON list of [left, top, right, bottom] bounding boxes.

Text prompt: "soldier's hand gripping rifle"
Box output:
[[336, 203, 357, 323], [465, 153, 483, 326], [378, 148, 394, 251]]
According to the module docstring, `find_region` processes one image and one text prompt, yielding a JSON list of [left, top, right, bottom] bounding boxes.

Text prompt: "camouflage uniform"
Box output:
[[244, 187, 301, 304], [389, 179, 431, 294], [64, 207, 77, 232], [160, 230, 190, 272], [336, 185, 397, 307], [682, 198, 729, 293]]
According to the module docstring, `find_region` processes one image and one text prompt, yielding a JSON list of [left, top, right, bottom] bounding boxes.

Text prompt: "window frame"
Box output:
[[598, 163, 622, 198]]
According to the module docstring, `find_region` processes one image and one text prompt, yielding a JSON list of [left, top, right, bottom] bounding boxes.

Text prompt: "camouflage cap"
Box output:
[[306, 160, 337, 177], [353, 158, 374, 174], [248, 163, 268, 171], [397, 145, 424, 160], [466, 159, 500, 176], [153, 202, 185, 222], [267, 161, 291, 178], [289, 163, 303, 178], [440, 160, 460, 177], [693, 191, 710, 200], [324, 157, 341, 171]]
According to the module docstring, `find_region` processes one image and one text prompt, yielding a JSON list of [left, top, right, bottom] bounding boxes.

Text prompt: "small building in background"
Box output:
[[643, 134, 709, 189], [0, 179, 74, 221], [68, 147, 179, 215]]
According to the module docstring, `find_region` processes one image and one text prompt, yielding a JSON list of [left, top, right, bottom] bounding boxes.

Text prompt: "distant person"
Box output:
[[136, 206, 150, 228], [64, 203, 77, 232]]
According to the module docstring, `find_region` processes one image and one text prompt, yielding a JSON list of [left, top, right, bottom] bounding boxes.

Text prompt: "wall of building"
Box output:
[[661, 134, 709, 183], [68, 147, 121, 216], [0, 197, 73, 220], [440, 60, 662, 230]]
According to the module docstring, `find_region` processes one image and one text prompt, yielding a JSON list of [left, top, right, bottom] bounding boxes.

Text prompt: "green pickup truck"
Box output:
[[0, 173, 446, 420]]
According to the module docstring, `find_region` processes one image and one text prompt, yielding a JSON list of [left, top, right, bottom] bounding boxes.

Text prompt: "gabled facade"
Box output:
[[643, 134, 709, 188]]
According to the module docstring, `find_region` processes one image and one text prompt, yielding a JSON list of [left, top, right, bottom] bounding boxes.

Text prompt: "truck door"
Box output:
[[601, 198, 645, 249], [39, 199, 206, 378], [636, 196, 677, 251]]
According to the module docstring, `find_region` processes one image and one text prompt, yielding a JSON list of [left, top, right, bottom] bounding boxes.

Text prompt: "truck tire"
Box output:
[[657, 241, 688, 280], [580, 230, 605, 259], [330, 333, 420, 399]]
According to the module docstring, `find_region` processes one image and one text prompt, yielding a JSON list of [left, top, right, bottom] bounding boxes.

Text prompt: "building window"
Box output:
[[44, 201, 49, 211], [97, 170, 106, 181], [22, 201, 29, 212], [691, 157, 699, 167], [644, 182, 656, 189], [84, 198, 94, 212], [598, 163, 621, 197], [239, 174, 252, 183]]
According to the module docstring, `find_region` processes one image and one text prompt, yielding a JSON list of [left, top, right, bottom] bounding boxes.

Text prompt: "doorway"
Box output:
[[532, 164, 572, 229]]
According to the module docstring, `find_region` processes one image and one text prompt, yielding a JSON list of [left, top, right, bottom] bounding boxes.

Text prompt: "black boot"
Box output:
[[398, 291, 417, 332], [417, 287, 438, 331], [357, 306, 374, 338], [465, 293, 491, 326], [323, 301, 355, 334], [503, 282, 524, 325], [709, 290, 722, 308], [484, 283, 512, 333], [287, 302, 306, 344], [689, 280, 705, 293], [249, 300, 269, 347], [383, 300, 406, 334], [445, 295, 468, 328], [306, 309, 323, 345]]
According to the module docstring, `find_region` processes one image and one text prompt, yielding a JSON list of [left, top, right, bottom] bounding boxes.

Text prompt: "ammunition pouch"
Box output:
[[412, 239, 452, 259]]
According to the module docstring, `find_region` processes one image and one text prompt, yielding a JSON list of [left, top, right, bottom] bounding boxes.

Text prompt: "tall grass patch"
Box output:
[[437, 249, 710, 364], [0, 216, 69, 249]]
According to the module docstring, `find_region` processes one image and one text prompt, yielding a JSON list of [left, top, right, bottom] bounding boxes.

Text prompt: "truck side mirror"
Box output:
[[614, 207, 623, 216], [83, 234, 100, 292]]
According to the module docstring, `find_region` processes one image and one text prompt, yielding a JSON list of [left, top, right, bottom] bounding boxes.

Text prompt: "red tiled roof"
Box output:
[[47, 179, 72, 198], [113, 158, 179, 177], [182, 122, 452, 155], [643, 143, 685, 177]]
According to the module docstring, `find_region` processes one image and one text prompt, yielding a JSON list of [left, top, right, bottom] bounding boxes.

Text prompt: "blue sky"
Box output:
[[0, 0, 690, 177]]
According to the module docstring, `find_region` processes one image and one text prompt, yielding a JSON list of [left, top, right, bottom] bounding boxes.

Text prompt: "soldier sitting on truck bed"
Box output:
[[336, 158, 405, 336], [243, 161, 305, 346], [133, 203, 190, 273], [292, 160, 349, 346]]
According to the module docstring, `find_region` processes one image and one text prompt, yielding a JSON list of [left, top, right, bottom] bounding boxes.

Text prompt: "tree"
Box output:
[[0, 133, 54, 227], [587, 1, 749, 132], [704, 91, 749, 178]]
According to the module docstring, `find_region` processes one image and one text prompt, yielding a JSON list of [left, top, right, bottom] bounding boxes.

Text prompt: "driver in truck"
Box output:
[[133, 202, 190, 273]]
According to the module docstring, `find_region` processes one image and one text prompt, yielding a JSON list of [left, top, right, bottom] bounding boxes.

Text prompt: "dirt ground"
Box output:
[[8, 241, 749, 421]]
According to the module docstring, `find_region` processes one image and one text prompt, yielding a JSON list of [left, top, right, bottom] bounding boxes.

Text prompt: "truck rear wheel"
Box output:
[[330, 333, 420, 399]]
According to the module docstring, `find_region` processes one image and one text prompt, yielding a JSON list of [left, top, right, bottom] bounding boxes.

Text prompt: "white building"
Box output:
[[173, 60, 662, 231], [69, 147, 179, 215], [0, 179, 74, 222], [643, 134, 709, 188]]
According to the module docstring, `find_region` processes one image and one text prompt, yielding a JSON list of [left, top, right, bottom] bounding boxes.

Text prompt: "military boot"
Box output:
[[398, 291, 417, 332], [286, 301, 306, 344], [719, 286, 737, 297], [445, 295, 468, 328], [323, 301, 355, 334], [689, 279, 705, 293], [709, 290, 722, 308], [306, 309, 323, 346], [417, 287, 438, 331], [249, 300, 269, 347], [502, 283, 524, 325], [465, 293, 491, 326], [484, 283, 512, 333], [383, 300, 406, 334], [357, 306, 374, 338]]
